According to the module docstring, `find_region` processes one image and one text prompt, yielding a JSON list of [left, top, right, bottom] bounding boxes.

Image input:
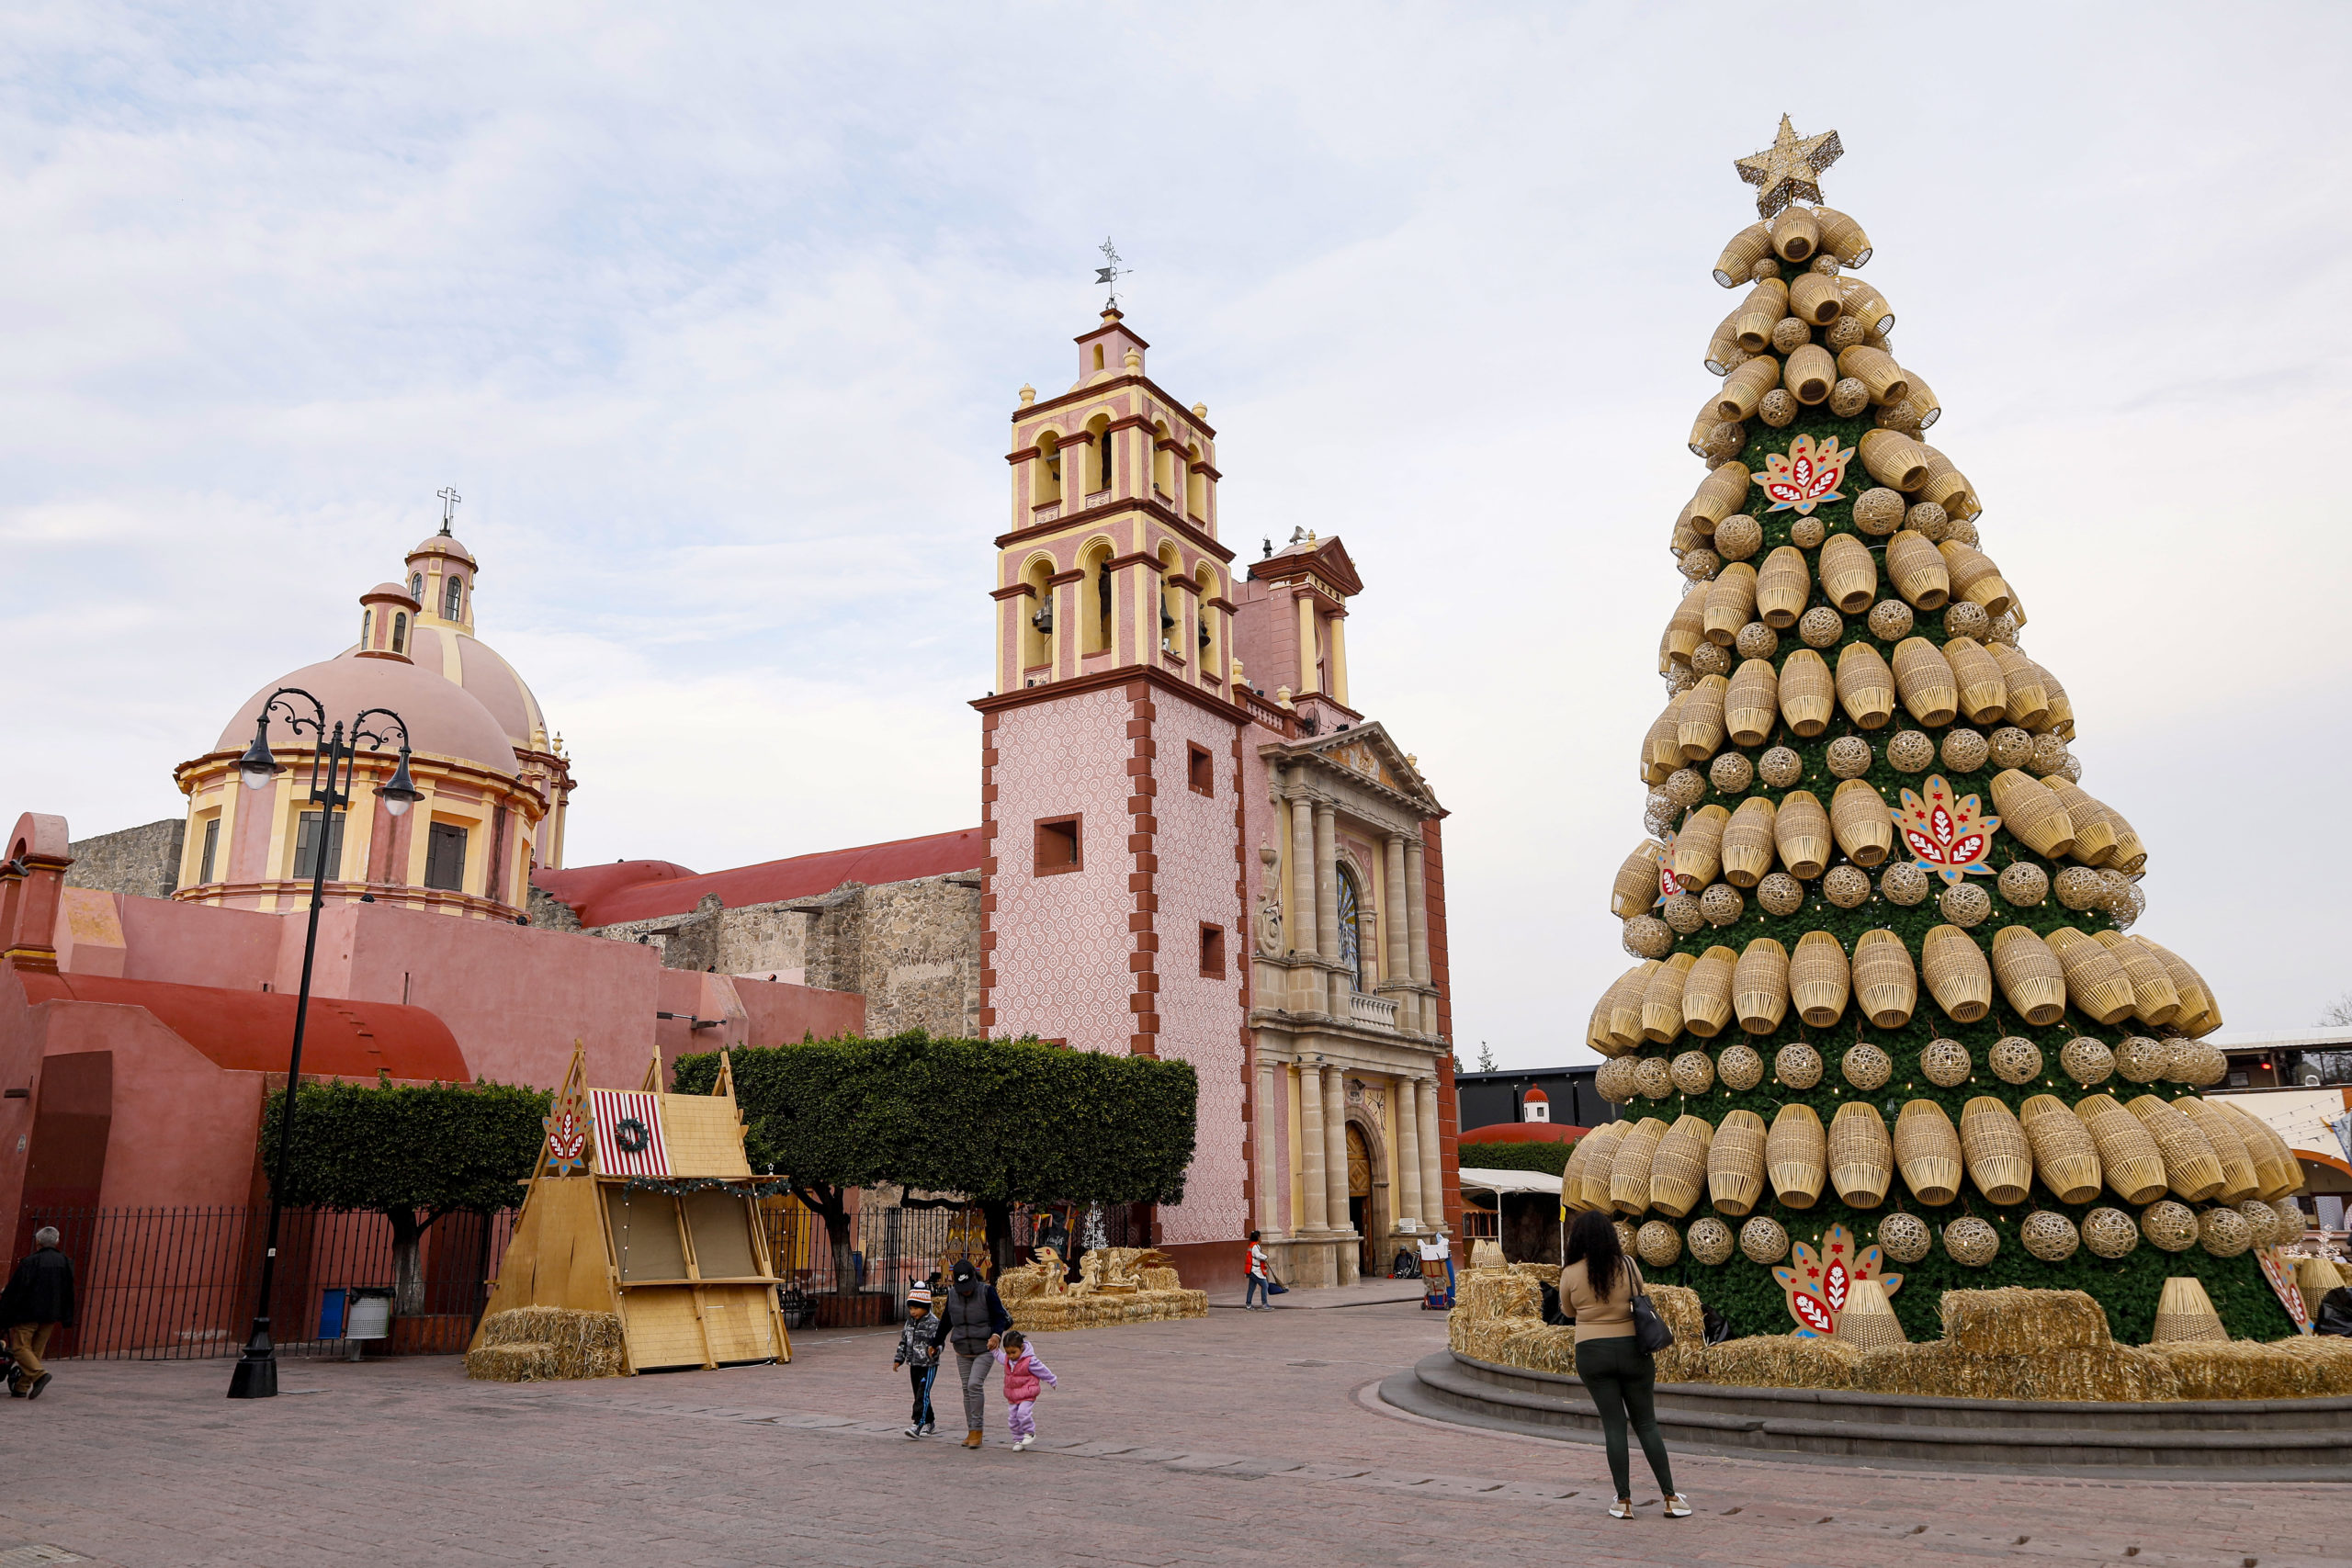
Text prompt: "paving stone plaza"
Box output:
[[1, 1299, 2337, 1568]]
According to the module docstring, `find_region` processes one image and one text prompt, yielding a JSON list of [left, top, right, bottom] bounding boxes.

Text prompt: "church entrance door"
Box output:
[[1345, 1122, 1374, 1279]]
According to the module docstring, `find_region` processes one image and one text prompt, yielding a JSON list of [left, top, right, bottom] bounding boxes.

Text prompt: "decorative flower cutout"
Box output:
[[1654, 831, 1679, 906], [1749, 433, 1853, 515], [1889, 774, 2001, 885], [1771, 1224, 1903, 1337]]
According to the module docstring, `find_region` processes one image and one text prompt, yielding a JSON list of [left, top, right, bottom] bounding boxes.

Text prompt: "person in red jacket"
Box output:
[[989, 1329, 1059, 1450]]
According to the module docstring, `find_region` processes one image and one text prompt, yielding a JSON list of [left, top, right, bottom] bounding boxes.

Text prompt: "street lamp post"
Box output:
[[226, 688, 422, 1400]]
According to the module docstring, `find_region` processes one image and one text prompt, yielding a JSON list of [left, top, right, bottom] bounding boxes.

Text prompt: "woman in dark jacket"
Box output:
[[1, 1226, 75, 1400]]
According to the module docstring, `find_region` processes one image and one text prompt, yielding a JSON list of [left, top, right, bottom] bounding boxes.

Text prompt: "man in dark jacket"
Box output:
[[2, 1227, 74, 1400], [939, 1258, 1011, 1449]]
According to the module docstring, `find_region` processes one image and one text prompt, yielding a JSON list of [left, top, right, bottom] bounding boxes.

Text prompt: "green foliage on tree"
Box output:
[[1457, 1139, 1577, 1178], [674, 1031, 1198, 1281], [260, 1076, 549, 1313]]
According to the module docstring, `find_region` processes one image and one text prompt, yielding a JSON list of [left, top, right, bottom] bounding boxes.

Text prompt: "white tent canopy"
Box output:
[[1456, 1167, 1564, 1196]]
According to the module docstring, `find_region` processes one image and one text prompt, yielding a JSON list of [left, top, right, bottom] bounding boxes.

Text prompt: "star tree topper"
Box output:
[[1736, 114, 1844, 219]]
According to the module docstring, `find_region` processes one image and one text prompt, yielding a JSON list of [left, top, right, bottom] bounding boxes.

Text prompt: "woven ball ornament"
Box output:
[[1997, 863, 2049, 907], [1775, 1042, 1825, 1089], [1671, 1050, 1715, 1095], [1679, 548, 1720, 581], [1701, 421, 1747, 462], [2160, 1037, 2202, 1085], [1987, 728, 2034, 771], [1940, 727, 1990, 773], [1644, 792, 1678, 838], [1824, 376, 1869, 417], [2140, 1201, 2199, 1252], [2029, 733, 2071, 778], [1613, 1219, 1640, 1255], [1701, 882, 1746, 927], [2114, 1037, 2168, 1084], [1770, 315, 1812, 355], [2188, 1043, 2228, 1088], [1823, 865, 1871, 908], [1842, 1043, 1893, 1091], [1623, 915, 1676, 960], [1662, 664, 1698, 696], [1636, 1220, 1684, 1268], [2112, 881, 2148, 933], [1799, 605, 1845, 649], [1880, 863, 1930, 906], [1920, 1038, 1972, 1088], [2236, 1201, 2278, 1248], [1734, 621, 1779, 660], [1661, 892, 1706, 935], [1876, 1212, 1932, 1263], [1688, 1216, 1736, 1266], [1595, 1056, 1642, 1104], [1666, 768, 1708, 808], [1988, 1037, 2043, 1086], [1709, 750, 1754, 795], [1635, 1056, 1674, 1100], [1886, 730, 1934, 773], [1987, 612, 2020, 648], [1740, 1215, 1791, 1264], [1947, 517, 1980, 547], [1938, 882, 1991, 927], [2053, 866, 2108, 912], [2199, 1206, 2253, 1258], [1874, 400, 1924, 435], [2061, 754, 2084, 784], [1826, 736, 1873, 779], [1753, 872, 1804, 917], [1690, 640, 1732, 678], [1905, 502, 1949, 542], [1853, 488, 1907, 536], [1758, 747, 1804, 788], [2018, 1211, 2080, 1264], [1717, 1043, 1767, 1091], [2081, 1207, 2139, 1259], [1943, 1217, 1999, 1267], [1826, 317, 1866, 353], [1749, 257, 1781, 281], [2275, 1199, 2307, 1237], [2096, 869, 2133, 914], [1941, 602, 1990, 641], [2059, 1036, 2115, 1086], [1789, 516, 1826, 549], [1758, 389, 1798, 429]]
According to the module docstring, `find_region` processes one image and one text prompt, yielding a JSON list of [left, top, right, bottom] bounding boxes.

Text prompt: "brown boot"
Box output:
[[962, 1429, 983, 1449]]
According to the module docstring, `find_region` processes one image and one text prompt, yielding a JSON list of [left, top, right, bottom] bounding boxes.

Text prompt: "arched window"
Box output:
[[1157, 545, 1182, 652], [410, 571, 424, 601], [361, 609, 372, 647], [1080, 545, 1114, 656], [391, 613, 407, 654], [1035, 434, 1062, 505], [1184, 445, 1205, 517], [1086, 416, 1112, 496], [443, 574, 464, 619], [1152, 423, 1173, 497], [1021, 558, 1055, 671], [1336, 866, 1363, 993], [1195, 566, 1218, 668]]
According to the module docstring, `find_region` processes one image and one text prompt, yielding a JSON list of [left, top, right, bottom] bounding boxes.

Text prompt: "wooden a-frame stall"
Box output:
[[470, 1046, 791, 1372]]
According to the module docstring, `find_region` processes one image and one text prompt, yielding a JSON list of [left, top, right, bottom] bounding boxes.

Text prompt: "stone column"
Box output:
[[1328, 610, 1349, 707], [1295, 591, 1319, 694], [1395, 1077, 1423, 1229], [1384, 833, 1415, 1034], [1287, 792, 1318, 1014], [1417, 1075, 1446, 1234], [1254, 1057, 1282, 1236], [1313, 802, 1340, 972], [1322, 1066, 1351, 1243], [1405, 836, 1430, 987], [1296, 1063, 1329, 1235]]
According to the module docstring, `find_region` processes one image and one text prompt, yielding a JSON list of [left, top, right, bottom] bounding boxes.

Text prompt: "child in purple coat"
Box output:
[[990, 1329, 1058, 1450]]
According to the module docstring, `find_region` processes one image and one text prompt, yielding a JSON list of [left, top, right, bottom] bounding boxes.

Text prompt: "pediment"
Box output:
[[1281, 721, 1441, 814]]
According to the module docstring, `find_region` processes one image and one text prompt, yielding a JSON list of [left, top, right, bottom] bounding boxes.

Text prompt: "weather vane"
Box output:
[[1094, 236, 1129, 310], [436, 486, 462, 536]]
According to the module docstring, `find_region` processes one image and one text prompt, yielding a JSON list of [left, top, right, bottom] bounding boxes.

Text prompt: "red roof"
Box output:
[[1521, 1086, 1549, 1100], [533, 828, 984, 927], [1457, 1122, 1590, 1145], [19, 973, 469, 1082]]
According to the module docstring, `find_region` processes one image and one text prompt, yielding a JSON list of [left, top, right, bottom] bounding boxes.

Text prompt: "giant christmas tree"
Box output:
[[1574, 118, 2310, 1348]]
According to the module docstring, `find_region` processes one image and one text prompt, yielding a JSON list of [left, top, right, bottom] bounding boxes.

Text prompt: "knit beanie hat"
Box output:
[[907, 1285, 933, 1307]]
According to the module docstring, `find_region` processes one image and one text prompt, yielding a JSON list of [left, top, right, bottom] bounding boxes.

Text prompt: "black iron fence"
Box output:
[[17, 1205, 515, 1361], [763, 1199, 1154, 1326]]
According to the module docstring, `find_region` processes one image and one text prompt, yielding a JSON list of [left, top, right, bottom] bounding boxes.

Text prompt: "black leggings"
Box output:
[[1574, 1335, 1676, 1500]]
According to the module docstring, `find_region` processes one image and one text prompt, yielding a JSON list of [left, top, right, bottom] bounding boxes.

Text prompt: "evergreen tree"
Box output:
[[1578, 122, 2308, 1346]]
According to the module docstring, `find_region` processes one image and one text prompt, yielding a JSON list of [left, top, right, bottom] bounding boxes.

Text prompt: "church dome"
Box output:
[[215, 654, 519, 776]]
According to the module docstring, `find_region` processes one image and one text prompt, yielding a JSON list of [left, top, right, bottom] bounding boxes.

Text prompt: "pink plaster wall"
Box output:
[[987, 689, 1136, 1052], [115, 894, 283, 991], [39, 1002, 265, 1210]]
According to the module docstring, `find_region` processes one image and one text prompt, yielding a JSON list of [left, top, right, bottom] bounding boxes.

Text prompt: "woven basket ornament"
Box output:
[[1757, 872, 1804, 916], [1758, 745, 1804, 789], [1880, 863, 1930, 907], [1739, 1214, 1790, 1265], [1708, 1109, 1769, 1215], [1841, 1041, 1894, 1091], [1636, 1220, 1684, 1268], [1919, 1037, 1972, 1089], [1775, 1041, 1824, 1089], [2081, 1206, 2140, 1259], [1942, 1216, 1999, 1267], [1634, 1056, 1675, 1101], [2020, 1210, 2080, 1263], [1996, 862, 2049, 908], [1876, 1211, 1932, 1263], [2139, 1200, 2199, 1253], [1987, 1036, 2043, 1085], [1716, 1043, 1765, 1092], [1669, 1049, 1714, 1095], [1688, 1216, 1736, 1266], [2059, 1036, 2114, 1086]]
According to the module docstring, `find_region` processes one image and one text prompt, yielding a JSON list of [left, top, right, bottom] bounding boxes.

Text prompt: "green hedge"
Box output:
[[1458, 1140, 1577, 1177]]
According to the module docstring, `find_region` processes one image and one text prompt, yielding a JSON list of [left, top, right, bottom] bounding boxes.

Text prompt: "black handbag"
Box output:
[[1630, 1266, 1674, 1356]]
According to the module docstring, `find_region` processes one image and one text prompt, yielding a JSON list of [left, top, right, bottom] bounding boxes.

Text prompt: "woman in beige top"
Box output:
[[1561, 1210, 1688, 1519]]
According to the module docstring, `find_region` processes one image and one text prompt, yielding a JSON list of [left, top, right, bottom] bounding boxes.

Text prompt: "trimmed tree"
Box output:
[[260, 1077, 550, 1314], [675, 1031, 1198, 1283]]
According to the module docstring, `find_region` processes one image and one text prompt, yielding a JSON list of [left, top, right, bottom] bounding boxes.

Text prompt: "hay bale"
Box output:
[[1453, 1269, 1542, 1324], [1699, 1334, 1863, 1390], [2144, 1341, 2320, 1401], [464, 1342, 557, 1382], [2269, 1336, 2352, 1396], [1498, 1323, 1580, 1375], [1140, 1267, 1181, 1292], [1850, 1339, 2181, 1402], [475, 1307, 624, 1380], [1940, 1288, 2110, 1356], [1645, 1285, 1710, 1382], [1507, 1262, 1562, 1286]]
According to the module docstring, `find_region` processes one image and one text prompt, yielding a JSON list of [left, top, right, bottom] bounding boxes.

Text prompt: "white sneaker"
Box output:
[[1664, 1495, 1692, 1518], [904, 1425, 921, 1438], [1609, 1498, 1634, 1520], [1013, 1435, 1034, 1450]]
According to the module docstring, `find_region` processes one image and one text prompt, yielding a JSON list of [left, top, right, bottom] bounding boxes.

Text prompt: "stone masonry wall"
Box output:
[[66, 818, 186, 900]]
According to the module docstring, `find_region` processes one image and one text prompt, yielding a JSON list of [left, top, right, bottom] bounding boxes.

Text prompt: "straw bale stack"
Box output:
[[2150, 1276, 2228, 1343], [469, 1307, 625, 1382], [1834, 641, 1897, 729], [1766, 1103, 1827, 1210], [2075, 1094, 2171, 1204], [1649, 1114, 1714, 1219], [1851, 930, 1917, 1028], [1609, 1117, 1672, 1215], [1701, 1334, 1864, 1391], [2046, 927, 2137, 1026], [1894, 1100, 1964, 1205], [1830, 778, 1894, 867], [2018, 1094, 2103, 1204], [1940, 1289, 2109, 1356], [1960, 1096, 2034, 1205], [2124, 1095, 2226, 1202], [1453, 1267, 1543, 1325], [1989, 771, 2076, 859], [2174, 1098, 2261, 1204], [1733, 938, 1790, 1034], [1848, 1340, 2181, 1403], [1707, 1109, 1769, 1215], [1827, 1100, 1893, 1208], [1921, 924, 1993, 1022], [1989, 925, 2068, 1026], [2145, 1342, 2334, 1401], [1646, 1285, 1710, 1383], [2270, 1336, 2352, 1396], [1789, 930, 1850, 1026]]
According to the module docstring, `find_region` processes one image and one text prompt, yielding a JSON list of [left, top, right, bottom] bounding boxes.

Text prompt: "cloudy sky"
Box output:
[[6, 4, 2349, 1066]]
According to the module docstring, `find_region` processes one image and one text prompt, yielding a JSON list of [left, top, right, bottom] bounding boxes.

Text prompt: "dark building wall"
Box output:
[[1454, 1066, 1618, 1135]]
